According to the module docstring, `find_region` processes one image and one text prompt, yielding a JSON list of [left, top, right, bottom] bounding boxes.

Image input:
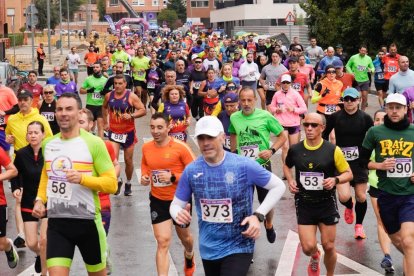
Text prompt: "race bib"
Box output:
[[47, 178, 72, 200], [0, 116, 5, 124], [299, 172, 324, 191], [240, 144, 259, 160], [170, 132, 186, 141], [224, 135, 231, 150], [200, 198, 233, 223], [377, 73, 384, 80], [193, 82, 201, 89], [388, 65, 397, 73], [341, 146, 359, 161], [325, 104, 337, 115], [137, 70, 145, 77], [147, 81, 155, 89], [387, 158, 412, 178], [152, 169, 172, 187], [111, 132, 127, 143], [267, 81, 275, 90], [249, 71, 255, 77], [92, 93, 102, 100], [42, 112, 55, 122], [357, 65, 366, 72], [292, 82, 301, 91]]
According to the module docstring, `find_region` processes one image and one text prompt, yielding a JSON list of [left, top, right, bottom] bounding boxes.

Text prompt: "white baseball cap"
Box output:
[[194, 116, 224, 138], [386, 93, 407, 106], [281, 74, 292, 83]]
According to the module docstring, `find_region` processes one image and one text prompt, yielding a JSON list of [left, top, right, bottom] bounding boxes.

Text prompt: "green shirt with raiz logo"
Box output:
[[363, 124, 414, 195]]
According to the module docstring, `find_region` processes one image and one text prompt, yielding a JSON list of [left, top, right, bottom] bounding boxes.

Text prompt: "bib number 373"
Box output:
[[200, 198, 233, 223]]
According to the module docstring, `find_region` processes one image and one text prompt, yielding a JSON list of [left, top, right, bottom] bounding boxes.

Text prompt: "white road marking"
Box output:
[[275, 230, 382, 276]]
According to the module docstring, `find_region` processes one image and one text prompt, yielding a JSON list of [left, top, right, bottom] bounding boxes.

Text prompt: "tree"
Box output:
[[157, 8, 178, 29], [58, 0, 86, 21], [97, 0, 106, 21], [300, 0, 414, 63], [167, 0, 186, 24], [34, 0, 60, 30]]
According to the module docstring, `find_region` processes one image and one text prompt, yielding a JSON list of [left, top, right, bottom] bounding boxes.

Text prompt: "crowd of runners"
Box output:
[[0, 29, 414, 276]]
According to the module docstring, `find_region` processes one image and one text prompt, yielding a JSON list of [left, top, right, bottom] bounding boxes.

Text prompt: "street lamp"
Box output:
[[6, 9, 15, 65], [59, 0, 63, 55], [67, 0, 70, 49]]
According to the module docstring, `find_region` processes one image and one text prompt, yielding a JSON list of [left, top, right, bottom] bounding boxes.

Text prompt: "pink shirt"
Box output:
[[298, 64, 315, 81], [269, 87, 307, 127]]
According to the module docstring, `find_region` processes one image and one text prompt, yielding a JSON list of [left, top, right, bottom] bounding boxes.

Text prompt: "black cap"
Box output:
[[288, 56, 298, 63], [17, 90, 33, 99]]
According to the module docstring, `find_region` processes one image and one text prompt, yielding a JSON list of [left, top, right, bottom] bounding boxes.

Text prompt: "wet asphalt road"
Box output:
[[0, 70, 405, 276]]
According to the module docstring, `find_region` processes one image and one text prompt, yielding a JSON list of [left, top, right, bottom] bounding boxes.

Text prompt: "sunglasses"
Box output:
[[195, 61, 202, 64], [43, 91, 54, 95], [282, 81, 291, 84], [326, 70, 336, 74], [227, 86, 237, 90], [303, 122, 320, 128], [343, 96, 358, 102]]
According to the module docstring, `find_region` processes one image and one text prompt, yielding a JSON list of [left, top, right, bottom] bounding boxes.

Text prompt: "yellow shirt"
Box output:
[[6, 108, 53, 151]]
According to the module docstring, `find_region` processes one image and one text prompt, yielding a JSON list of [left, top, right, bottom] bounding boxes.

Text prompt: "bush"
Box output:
[[8, 34, 24, 47]]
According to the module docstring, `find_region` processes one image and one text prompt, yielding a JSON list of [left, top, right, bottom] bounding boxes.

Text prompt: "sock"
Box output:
[[18, 232, 25, 240], [385, 254, 391, 259], [355, 200, 367, 225], [340, 198, 353, 209], [126, 179, 131, 184], [185, 250, 194, 259]]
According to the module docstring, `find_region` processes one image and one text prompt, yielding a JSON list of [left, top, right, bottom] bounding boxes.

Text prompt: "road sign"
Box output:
[[285, 11, 295, 23]]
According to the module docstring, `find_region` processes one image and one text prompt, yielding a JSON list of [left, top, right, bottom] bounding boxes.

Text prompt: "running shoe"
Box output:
[[265, 224, 276, 243], [344, 207, 354, 224], [354, 224, 366, 239], [184, 253, 195, 276], [380, 255, 395, 273], [307, 250, 320, 276], [124, 183, 132, 196], [34, 255, 41, 273], [13, 235, 26, 248], [5, 239, 19, 269], [115, 178, 123, 195]]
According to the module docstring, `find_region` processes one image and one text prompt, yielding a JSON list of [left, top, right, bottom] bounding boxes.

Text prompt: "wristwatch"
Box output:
[[335, 177, 340, 185], [253, 212, 265, 222], [270, 148, 277, 155], [170, 173, 176, 183]]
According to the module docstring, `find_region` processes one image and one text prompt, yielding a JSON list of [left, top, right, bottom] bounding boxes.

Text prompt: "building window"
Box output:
[[109, 0, 119, 5], [132, 0, 145, 6], [153, 0, 159, 5], [273, 0, 287, 2], [190, 0, 209, 7]]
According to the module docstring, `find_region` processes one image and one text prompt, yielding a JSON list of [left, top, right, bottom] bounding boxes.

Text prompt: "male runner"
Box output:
[[170, 116, 286, 276], [141, 112, 196, 276], [229, 87, 287, 243], [323, 88, 373, 239], [103, 74, 146, 196], [284, 113, 352, 276], [32, 93, 117, 276]]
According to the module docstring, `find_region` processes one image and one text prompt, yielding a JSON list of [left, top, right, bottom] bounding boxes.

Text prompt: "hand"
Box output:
[[6, 135, 14, 144], [241, 215, 261, 239], [141, 175, 150, 186], [286, 106, 294, 112], [32, 200, 46, 219], [156, 170, 172, 183], [380, 158, 396, 171], [288, 180, 299, 194], [274, 107, 282, 114], [12, 188, 22, 201], [0, 110, 5, 116], [176, 203, 192, 225], [122, 113, 133, 120], [264, 85, 269, 90], [64, 169, 82, 184], [190, 89, 194, 95], [258, 149, 272, 160], [322, 177, 336, 190]]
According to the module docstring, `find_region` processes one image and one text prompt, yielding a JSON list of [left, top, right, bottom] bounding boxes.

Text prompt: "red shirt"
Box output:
[[382, 54, 400, 80], [20, 82, 43, 108], [336, 73, 355, 92], [278, 72, 309, 100], [0, 148, 12, 205]]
